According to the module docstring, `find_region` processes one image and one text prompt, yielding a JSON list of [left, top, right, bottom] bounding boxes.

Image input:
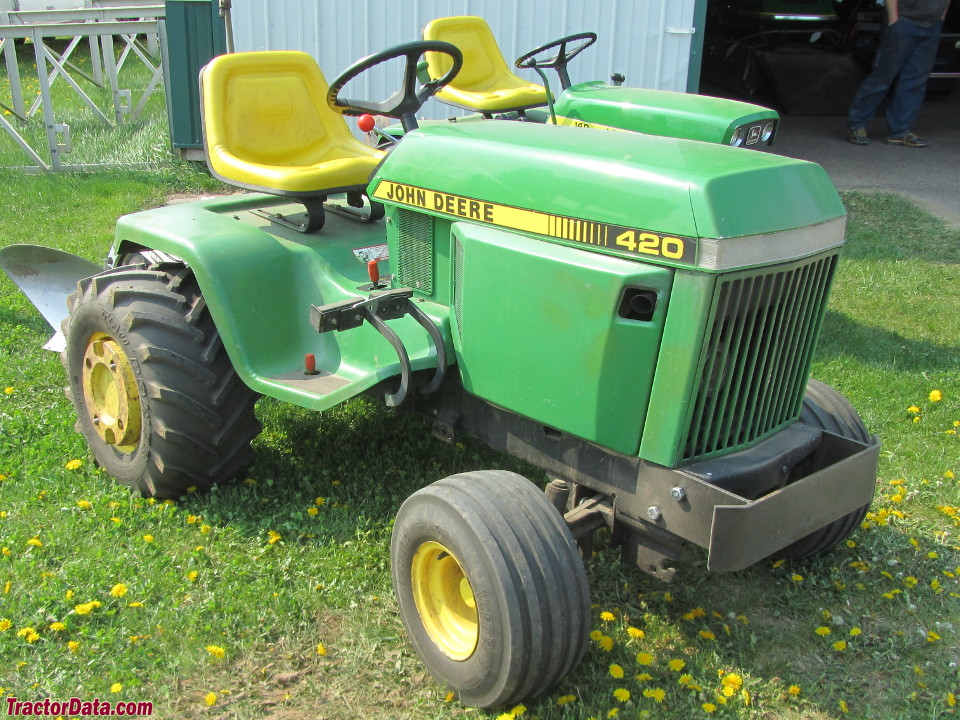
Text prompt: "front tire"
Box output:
[[62, 264, 261, 498], [391, 470, 591, 708], [775, 379, 872, 559]]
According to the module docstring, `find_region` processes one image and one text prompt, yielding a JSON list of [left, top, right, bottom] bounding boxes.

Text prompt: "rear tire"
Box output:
[[391, 470, 590, 708], [62, 264, 261, 498], [775, 379, 872, 559]]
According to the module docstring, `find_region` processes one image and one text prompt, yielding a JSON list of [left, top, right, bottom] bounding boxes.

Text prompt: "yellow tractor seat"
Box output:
[[200, 50, 385, 231], [423, 16, 547, 114]]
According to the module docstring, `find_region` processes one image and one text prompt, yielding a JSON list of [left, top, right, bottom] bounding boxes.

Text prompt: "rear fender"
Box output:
[[111, 194, 450, 410]]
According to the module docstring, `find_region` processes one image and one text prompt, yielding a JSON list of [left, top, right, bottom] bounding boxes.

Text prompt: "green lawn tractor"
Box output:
[[374, 16, 779, 149], [1, 41, 878, 709]]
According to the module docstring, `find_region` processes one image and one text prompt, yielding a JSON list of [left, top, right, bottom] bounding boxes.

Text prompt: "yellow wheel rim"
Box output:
[[410, 541, 479, 661], [80, 332, 142, 454]]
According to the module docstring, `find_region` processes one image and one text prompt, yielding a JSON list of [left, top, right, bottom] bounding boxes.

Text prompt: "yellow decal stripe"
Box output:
[[553, 116, 628, 132], [371, 180, 696, 265]]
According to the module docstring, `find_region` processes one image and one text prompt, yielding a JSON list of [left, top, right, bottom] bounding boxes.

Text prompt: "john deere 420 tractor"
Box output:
[[2, 41, 878, 708]]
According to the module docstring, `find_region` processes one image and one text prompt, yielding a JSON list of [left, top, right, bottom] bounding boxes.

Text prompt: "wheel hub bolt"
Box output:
[[670, 487, 686, 502], [647, 506, 662, 522]]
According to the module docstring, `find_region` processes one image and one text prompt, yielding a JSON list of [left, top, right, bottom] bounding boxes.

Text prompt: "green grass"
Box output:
[[0, 173, 958, 720]]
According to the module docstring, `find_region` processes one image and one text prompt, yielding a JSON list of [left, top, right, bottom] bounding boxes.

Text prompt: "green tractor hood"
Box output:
[[370, 121, 845, 271]]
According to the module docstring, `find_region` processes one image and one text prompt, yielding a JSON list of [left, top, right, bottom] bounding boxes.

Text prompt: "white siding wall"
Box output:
[[231, 0, 697, 122]]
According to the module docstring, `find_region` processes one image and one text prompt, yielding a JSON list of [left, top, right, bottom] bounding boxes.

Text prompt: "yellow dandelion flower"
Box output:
[[205, 645, 226, 659], [945, 470, 955, 479], [700, 629, 716, 640], [927, 631, 940, 643], [643, 687, 666, 703], [65, 459, 82, 470], [833, 640, 847, 651], [929, 389, 943, 402], [4, 387, 13, 394], [907, 405, 921, 413], [609, 664, 624, 679], [913, 416, 921, 423], [607, 709, 618, 719], [839, 699, 849, 713], [110, 683, 122, 693], [1, 547, 8, 557], [598, 635, 614, 652], [556, 694, 576, 706], [307, 507, 319, 516], [663, 591, 673, 602], [771, 558, 786, 568], [600, 610, 616, 622], [110, 583, 128, 598], [636, 651, 655, 665], [668, 658, 686, 672], [791, 574, 804, 582], [636, 673, 653, 682], [26, 537, 42, 548], [849, 627, 862, 636], [509, 704, 526, 716], [702, 702, 717, 713], [444, 691, 455, 703], [49, 622, 66, 632], [267, 530, 282, 544], [742, 690, 751, 706], [678, 673, 693, 686], [74, 601, 101, 615], [200, 525, 211, 534], [589, 629, 603, 640], [67, 640, 80, 653], [187, 571, 199, 582], [815, 626, 831, 636], [0, 619, 11, 632], [947, 692, 956, 708], [204, 692, 217, 707], [316, 643, 327, 656], [143, 535, 154, 543], [613, 688, 630, 702], [128, 601, 144, 608], [626, 626, 644, 638], [76, 500, 92, 510], [788, 685, 801, 696], [721, 673, 744, 691]]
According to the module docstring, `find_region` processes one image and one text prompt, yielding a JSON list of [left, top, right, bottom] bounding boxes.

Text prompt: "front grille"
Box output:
[[681, 252, 838, 462], [395, 208, 434, 294]]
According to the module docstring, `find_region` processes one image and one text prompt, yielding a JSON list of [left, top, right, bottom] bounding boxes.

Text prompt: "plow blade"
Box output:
[[0, 244, 101, 352]]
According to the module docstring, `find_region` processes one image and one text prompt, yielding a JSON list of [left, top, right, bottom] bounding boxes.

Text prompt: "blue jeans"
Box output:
[[847, 18, 943, 137]]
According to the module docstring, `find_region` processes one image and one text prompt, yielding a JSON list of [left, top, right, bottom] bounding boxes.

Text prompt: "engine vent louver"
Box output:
[[395, 208, 434, 295], [453, 234, 464, 340]]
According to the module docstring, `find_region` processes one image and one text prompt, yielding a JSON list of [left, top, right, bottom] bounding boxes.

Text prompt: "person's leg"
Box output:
[[886, 20, 943, 138], [847, 21, 916, 131]]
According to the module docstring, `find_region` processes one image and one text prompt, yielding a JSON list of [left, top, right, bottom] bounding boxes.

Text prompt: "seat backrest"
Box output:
[[201, 51, 359, 176], [423, 16, 525, 93]]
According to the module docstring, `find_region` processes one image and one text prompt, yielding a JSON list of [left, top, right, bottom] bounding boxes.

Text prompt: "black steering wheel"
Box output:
[[328, 40, 463, 133], [514, 32, 597, 91]]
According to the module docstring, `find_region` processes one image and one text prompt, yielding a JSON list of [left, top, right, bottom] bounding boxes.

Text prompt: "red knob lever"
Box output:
[[367, 259, 380, 286], [358, 114, 376, 133]]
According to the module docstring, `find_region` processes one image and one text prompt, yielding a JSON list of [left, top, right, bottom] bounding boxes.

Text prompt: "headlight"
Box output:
[[761, 121, 776, 143]]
